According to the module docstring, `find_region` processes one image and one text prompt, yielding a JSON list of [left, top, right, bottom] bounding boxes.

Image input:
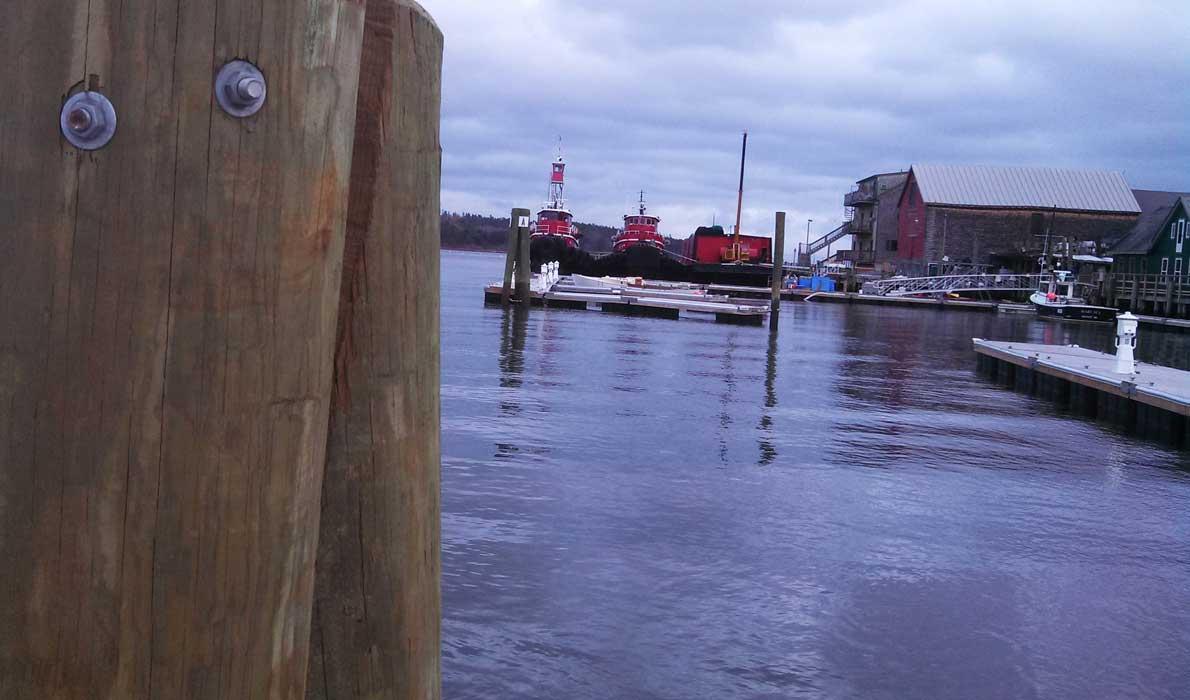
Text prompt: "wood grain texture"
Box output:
[[0, 1, 366, 697], [307, 0, 442, 698]]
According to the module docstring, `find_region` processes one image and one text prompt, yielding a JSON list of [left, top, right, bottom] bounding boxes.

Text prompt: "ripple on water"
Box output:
[[440, 251, 1190, 700]]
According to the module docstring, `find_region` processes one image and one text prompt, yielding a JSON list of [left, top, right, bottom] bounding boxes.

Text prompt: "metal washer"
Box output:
[[215, 60, 268, 118], [60, 91, 118, 151]]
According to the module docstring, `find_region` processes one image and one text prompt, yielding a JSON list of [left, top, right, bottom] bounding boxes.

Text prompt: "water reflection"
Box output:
[[495, 306, 529, 460], [757, 324, 778, 466], [442, 251, 1190, 700], [717, 333, 738, 465], [498, 306, 529, 390], [611, 322, 652, 398]]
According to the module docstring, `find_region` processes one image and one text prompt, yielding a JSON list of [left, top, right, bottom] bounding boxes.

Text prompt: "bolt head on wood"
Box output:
[[215, 60, 267, 117], [60, 91, 117, 150]]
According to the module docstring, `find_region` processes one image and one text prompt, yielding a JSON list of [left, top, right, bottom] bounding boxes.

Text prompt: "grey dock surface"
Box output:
[[484, 282, 768, 324], [973, 339, 1189, 446]]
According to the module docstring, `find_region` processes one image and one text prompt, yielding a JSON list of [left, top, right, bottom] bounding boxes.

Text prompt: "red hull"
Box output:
[[613, 236, 665, 253], [531, 232, 580, 250]]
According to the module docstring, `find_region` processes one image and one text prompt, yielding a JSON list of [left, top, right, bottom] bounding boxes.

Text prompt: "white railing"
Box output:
[[864, 274, 1043, 297]]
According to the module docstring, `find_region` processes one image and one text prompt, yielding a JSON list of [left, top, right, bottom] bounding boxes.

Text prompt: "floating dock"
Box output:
[[973, 339, 1189, 447], [484, 274, 769, 325]]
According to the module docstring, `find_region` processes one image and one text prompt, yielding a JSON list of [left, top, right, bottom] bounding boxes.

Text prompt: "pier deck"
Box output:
[[973, 339, 1189, 446], [484, 278, 768, 324], [974, 340, 1190, 416]]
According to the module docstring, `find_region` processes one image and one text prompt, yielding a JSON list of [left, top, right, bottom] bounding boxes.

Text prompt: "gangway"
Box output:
[[805, 222, 849, 256], [864, 274, 1043, 298]]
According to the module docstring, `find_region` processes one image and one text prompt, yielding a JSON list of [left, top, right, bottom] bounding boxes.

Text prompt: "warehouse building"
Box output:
[[893, 164, 1141, 274], [841, 171, 907, 272]]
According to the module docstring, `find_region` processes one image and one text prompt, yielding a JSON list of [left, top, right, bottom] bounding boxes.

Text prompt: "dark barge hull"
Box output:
[[529, 236, 595, 276], [531, 237, 778, 286]]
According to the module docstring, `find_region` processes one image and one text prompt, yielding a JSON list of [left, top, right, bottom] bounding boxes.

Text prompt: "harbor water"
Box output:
[[441, 250, 1190, 699]]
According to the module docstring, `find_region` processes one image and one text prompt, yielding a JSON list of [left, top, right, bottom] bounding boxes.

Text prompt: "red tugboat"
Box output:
[[613, 192, 666, 253], [529, 151, 580, 249]]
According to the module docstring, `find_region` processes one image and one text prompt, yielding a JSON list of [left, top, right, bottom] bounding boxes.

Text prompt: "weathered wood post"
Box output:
[[503, 208, 530, 304], [0, 1, 366, 697], [306, 1, 443, 698], [516, 212, 533, 302], [771, 211, 786, 320]]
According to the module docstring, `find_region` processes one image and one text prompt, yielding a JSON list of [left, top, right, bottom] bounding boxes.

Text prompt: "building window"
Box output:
[[1176, 258, 1184, 275], [1178, 219, 1186, 246], [886, 240, 898, 252], [1160, 257, 1169, 274]]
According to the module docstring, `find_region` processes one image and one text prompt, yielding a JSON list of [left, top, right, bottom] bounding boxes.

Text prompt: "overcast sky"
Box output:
[[429, 0, 1189, 241]]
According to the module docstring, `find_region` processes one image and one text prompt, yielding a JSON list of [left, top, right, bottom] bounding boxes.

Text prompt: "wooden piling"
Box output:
[[306, 2, 443, 698], [516, 212, 533, 302], [503, 208, 530, 304], [771, 212, 786, 318], [0, 1, 367, 697]]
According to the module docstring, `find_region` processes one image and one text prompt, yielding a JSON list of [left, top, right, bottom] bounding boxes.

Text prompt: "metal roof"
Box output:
[[911, 164, 1141, 214]]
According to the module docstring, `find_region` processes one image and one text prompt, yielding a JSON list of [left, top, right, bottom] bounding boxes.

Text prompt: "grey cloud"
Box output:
[[430, 0, 1190, 240]]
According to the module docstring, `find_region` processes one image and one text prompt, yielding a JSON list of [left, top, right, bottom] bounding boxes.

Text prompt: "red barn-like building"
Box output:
[[894, 164, 1140, 273]]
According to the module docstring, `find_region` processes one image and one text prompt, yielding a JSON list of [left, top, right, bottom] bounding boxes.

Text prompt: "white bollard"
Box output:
[[1114, 312, 1138, 375]]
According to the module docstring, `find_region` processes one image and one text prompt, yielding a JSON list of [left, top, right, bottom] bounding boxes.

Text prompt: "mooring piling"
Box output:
[[503, 207, 530, 304], [308, 1, 444, 698], [771, 211, 787, 321], [0, 1, 444, 697], [0, 0, 370, 695], [517, 210, 533, 302]]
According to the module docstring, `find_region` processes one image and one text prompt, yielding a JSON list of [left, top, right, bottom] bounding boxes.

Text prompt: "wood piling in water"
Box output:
[[0, 0, 367, 696], [307, 1, 443, 698], [771, 211, 786, 320], [516, 212, 533, 303], [503, 208, 530, 304]]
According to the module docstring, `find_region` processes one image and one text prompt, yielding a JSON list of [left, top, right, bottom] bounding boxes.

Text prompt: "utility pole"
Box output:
[[805, 218, 813, 265]]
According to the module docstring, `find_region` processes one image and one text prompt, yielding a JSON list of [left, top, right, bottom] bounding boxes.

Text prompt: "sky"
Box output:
[[428, 0, 1189, 242]]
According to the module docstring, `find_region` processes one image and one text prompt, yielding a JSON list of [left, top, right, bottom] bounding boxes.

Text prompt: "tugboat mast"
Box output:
[[546, 140, 566, 210]]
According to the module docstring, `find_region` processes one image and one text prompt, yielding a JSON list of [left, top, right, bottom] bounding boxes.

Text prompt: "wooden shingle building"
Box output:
[[893, 164, 1141, 274], [1111, 190, 1190, 275], [1107, 190, 1190, 317]]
